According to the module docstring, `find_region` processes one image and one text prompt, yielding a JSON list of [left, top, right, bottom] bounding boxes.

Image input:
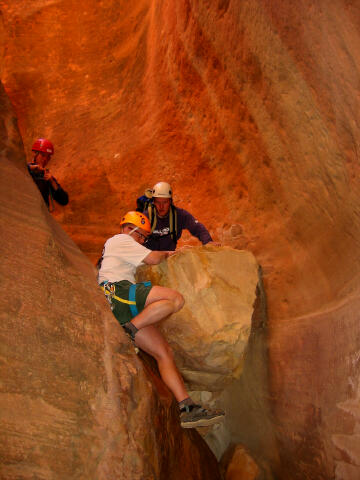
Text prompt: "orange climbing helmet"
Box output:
[[32, 138, 54, 155], [120, 211, 151, 233]]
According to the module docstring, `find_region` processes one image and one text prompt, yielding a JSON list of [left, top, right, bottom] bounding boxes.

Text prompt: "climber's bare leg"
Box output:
[[131, 286, 184, 330], [135, 324, 188, 402]]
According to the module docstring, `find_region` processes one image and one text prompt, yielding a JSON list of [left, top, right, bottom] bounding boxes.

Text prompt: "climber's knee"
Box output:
[[172, 291, 185, 312]]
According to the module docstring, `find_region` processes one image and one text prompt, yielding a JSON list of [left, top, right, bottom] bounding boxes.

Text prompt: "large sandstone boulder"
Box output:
[[139, 247, 271, 467], [0, 83, 220, 480], [138, 246, 260, 391]]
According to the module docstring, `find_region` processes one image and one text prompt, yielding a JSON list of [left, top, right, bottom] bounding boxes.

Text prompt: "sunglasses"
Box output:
[[129, 227, 148, 242]]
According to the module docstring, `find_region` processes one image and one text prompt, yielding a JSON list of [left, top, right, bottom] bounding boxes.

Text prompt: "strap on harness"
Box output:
[[148, 204, 178, 246], [128, 284, 138, 317], [128, 281, 151, 317], [148, 204, 156, 231], [101, 281, 151, 318], [169, 205, 177, 244]]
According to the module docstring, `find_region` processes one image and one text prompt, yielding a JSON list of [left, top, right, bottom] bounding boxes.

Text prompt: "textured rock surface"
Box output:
[[138, 246, 272, 470], [2, 1, 360, 479], [221, 444, 261, 480], [137, 246, 259, 390], [0, 83, 220, 479]]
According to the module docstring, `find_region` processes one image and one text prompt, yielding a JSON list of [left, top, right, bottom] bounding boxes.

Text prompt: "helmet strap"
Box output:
[[128, 227, 139, 237]]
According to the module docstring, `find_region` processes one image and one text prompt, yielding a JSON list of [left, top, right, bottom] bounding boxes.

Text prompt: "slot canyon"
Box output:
[[1, 1, 360, 479]]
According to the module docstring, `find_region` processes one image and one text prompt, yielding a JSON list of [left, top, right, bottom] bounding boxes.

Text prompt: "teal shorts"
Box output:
[[102, 280, 152, 325]]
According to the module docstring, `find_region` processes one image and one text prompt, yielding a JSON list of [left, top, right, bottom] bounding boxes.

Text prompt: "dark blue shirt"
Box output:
[[145, 206, 212, 251]]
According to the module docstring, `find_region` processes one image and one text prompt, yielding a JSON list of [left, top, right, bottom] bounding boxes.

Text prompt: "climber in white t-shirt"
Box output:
[[98, 211, 224, 428]]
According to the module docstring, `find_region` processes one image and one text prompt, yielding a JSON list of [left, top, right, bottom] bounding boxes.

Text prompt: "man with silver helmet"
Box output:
[[143, 181, 217, 251]]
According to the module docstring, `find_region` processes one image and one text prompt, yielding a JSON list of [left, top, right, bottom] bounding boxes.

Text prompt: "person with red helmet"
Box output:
[[27, 138, 68, 210], [98, 211, 225, 428]]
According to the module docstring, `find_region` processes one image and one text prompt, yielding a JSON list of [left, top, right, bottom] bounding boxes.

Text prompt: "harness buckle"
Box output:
[[102, 281, 115, 310]]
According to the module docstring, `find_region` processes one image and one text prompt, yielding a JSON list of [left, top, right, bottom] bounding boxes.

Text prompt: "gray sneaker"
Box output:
[[180, 404, 225, 428]]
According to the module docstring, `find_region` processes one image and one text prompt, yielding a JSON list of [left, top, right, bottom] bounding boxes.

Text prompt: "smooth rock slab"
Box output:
[[137, 246, 260, 391]]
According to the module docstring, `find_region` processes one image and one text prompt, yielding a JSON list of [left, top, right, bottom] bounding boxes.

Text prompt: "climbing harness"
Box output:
[[128, 282, 151, 316], [147, 203, 178, 246], [100, 280, 151, 318], [101, 281, 117, 310], [101, 279, 151, 351]]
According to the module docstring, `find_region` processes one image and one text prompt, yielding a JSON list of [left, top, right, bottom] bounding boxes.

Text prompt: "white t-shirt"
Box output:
[[98, 233, 150, 284]]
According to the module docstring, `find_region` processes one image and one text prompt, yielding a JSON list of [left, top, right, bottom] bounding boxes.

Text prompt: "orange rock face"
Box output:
[[2, 0, 360, 478], [221, 444, 261, 480], [0, 82, 221, 479]]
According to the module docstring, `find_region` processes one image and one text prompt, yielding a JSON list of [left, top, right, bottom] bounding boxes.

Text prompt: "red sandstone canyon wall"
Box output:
[[2, 1, 360, 478], [0, 80, 221, 480]]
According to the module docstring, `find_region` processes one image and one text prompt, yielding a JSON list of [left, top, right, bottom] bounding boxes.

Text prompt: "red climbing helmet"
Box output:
[[32, 138, 54, 155]]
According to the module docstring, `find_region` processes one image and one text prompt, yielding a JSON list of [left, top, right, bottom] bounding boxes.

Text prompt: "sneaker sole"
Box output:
[[181, 415, 225, 428]]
